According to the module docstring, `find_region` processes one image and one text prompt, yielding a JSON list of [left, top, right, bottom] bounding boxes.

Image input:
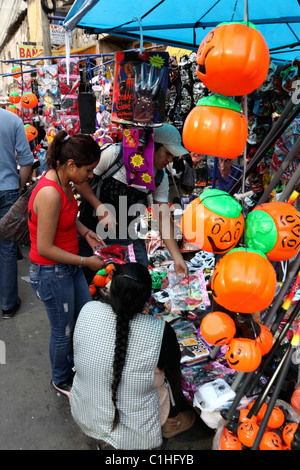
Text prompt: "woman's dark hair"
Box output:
[[46, 130, 100, 169], [109, 262, 152, 430]]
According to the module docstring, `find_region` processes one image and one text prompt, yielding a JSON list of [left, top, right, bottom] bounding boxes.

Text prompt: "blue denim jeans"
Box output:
[[30, 262, 92, 385], [0, 189, 20, 310]]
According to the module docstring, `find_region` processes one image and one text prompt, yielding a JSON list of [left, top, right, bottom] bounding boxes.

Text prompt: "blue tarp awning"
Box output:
[[63, 0, 300, 62]]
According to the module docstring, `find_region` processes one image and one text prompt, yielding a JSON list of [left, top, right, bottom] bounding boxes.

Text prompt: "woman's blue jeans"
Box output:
[[0, 189, 20, 310], [30, 262, 92, 385]]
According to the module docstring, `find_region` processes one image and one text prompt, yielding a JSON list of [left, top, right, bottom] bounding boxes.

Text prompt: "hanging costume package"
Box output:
[[112, 50, 169, 125], [122, 127, 155, 190]]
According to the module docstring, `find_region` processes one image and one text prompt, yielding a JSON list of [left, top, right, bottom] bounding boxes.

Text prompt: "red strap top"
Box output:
[[28, 173, 79, 265]]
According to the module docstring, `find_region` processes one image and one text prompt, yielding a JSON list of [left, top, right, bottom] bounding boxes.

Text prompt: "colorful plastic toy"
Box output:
[[225, 337, 262, 372], [24, 124, 38, 141], [182, 94, 248, 159], [9, 92, 20, 104], [200, 311, 236, 346], [256, 323, 273, 356], [259, 431, 283, 450], [20, 92, 38, 109], [237, 420, 260, 447], [181, 188, 244, 253], [196, 21, 270, 96], [245, 201, 300, 261], [210, 248, 277, 313]]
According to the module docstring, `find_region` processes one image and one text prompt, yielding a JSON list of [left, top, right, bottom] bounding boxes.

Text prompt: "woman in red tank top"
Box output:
[[29, 130, 106, 397]]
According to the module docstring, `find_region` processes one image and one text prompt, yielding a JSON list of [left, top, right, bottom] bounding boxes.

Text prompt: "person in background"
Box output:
[[28, 130, 106, 397], [0, 107, 34, 319], [71, 262, 195, 450], [76, 123, 189, 284]]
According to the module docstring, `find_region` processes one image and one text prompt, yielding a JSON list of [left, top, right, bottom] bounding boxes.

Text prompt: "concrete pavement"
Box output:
[[0, 245, 214, 450]]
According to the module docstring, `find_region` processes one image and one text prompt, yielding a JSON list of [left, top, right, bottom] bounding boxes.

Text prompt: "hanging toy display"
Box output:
[[200, 311, 236, 346], [24, 124, 38, 142], [12, 66, 21, 79], [196, 21, 270, 96], [225, 337, 262, 372], [122, 126, 155, 190], [210, 248, 277, 313], [245, 201, 300, 261], [181, 188, 244, 253], [6, 105, 18, 115], [182, 94, 248, 159], [9, 92, 20, 104], [20, 92, 38, 109]]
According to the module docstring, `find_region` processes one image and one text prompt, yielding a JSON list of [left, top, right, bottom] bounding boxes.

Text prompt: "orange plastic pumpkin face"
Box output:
[[182, 95, 248, 159], [12, 66, 21, 79], [239, 408, 257, 424], [93, 274, 107, 287], [282, 423, 298, 447], [9, 92, 20, 104], [211, 248, 277, 313], [89, 284, 97, 296], [7, 105, 18, 114], [21, 92, 38, 109], [220, 430, 242, 450], [196, 22, 270, 96], [226, 338, 262, 372], [237, 420, 259, 447], [267, 406, 285, 429], [181, 189, 244, 253], [246, 202, 300, 261], [259, 432, 283, 451], [256, 323, 273, 356], [24, 124, 38, 141], [200, 311, 236, 346]]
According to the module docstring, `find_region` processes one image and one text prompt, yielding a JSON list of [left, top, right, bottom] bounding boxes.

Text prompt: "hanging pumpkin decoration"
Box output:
[[210, 248, 277, 313], [220, 429, 242, 450], [256, 323, 273, 356], [200, 311, 236, 346], [9, 92, 20, 104], [24, 124, 38, 142], [181, 188, 244, 253], [196, 21, 270, 96], [6, 105, 18, 115], [245, 202, 300, 261], [225, 337, 262, 372], [20, 92, 38, 109], [237, 420, 260, 447], [282, 423, 298, 449], [12, 65, 21, 79], [182, 94, 248, 159], [259, 431, 283, 451]]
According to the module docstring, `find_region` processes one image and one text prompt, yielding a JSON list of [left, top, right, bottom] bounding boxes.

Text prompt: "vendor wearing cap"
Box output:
[[76, 123, 189, 283]]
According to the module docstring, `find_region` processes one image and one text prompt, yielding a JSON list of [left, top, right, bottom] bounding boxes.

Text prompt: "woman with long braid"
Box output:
[[70, 262, 195, 450]]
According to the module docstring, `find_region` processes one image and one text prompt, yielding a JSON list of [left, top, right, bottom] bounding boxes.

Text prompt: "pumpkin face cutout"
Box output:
[[196, 21, 270, 96], [256, 323, 273, 356], [259, 431, 283, 451], [181, 188, 244, 253], [220, 429, 242, 450], [226, 338, 262, 372], [24, 124, 38, 142], [200, 311, 236, 346], [282, 423, 298, 448], [211, 248, 277, 313], [182, 94, 248, 159], [245, 202, 300, 261], [237, 420, 259, 447], [21, 92, 38, 109]]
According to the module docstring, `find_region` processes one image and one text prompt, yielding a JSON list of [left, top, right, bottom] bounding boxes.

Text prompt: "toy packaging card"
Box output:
[[112, 50, 169, 125], [122, 127, 155, 190]]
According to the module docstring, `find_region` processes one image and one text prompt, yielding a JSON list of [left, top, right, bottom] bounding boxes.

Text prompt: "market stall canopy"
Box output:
[[63, 0, 300, 62]]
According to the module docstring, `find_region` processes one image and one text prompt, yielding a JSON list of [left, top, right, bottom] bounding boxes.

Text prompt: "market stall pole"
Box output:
[[250, 323, 300, 450]]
